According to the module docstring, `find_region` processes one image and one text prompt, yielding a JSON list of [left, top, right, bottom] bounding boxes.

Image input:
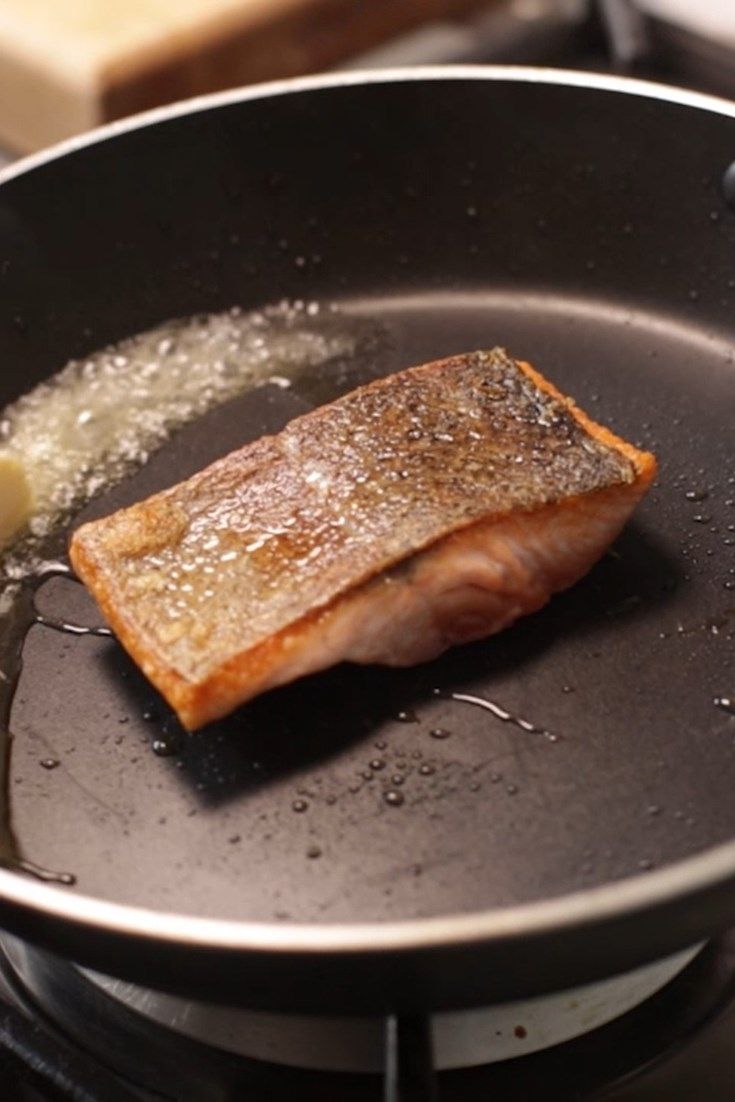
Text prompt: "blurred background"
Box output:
[[0, 0, 733, 166]]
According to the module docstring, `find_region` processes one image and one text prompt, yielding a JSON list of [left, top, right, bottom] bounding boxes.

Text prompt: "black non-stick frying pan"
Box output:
[[0, 67, 733, 1016]]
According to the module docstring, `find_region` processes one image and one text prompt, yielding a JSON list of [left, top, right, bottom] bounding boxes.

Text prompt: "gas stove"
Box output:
[[2, 932, 735, 1100]]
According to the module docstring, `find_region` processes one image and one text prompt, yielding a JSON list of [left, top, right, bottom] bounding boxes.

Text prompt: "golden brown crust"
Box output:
[[516, 359, 657, 486]]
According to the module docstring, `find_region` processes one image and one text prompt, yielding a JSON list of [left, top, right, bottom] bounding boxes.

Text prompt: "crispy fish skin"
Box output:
[[70, 350, 656, 729]]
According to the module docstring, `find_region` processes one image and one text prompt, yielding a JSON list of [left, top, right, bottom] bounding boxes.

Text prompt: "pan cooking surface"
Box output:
[[8, 290, 734, 924]]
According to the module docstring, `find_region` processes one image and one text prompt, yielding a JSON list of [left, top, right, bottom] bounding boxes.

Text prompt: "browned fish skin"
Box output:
[[70, 349, 639, 725]]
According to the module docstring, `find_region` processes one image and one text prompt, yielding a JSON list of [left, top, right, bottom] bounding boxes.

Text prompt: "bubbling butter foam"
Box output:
[[0, 300, 357, 562]]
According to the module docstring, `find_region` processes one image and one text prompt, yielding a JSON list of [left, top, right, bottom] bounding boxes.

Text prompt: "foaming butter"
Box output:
[[0, 301, 357, 556]]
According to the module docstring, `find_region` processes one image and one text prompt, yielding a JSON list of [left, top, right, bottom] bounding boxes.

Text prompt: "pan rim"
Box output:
[[1, 63, 735, 963], [1, 63, 735, 191], [1, 837, 735, 954]]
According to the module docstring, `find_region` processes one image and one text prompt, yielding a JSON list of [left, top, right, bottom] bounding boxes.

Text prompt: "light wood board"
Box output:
[[0, 0, 487, 152]]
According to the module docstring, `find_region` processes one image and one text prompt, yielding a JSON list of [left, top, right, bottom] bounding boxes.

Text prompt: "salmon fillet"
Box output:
[[70, 350, 656, 729]]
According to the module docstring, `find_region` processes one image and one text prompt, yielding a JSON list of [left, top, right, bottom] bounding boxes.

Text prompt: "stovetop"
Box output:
[[2, 933, 735, 1100]]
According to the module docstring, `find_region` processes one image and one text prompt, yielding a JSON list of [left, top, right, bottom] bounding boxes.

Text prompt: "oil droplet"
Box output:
[[451, 692, 548, 737], [685, 489, 709, 502], [561, 685, 574, 694], [374, 739, 387, 750], [34, 614, 113, 638], [361, 770, 374, 781], [152, 736, 180, 757], [369, 758, 385, 771], [396, 710, 418, 724], [39, 758, 60, 770], [419, 763, 435, 776], [490, 772, 502, 784], [384, 790, 404, 807], [692, 514, 710, 524], [715, 696, 735, 715], [429, 727, 451, 740], [292, 798, 309, 813], [638, 857, 654, 870], [142, 709, 159, 723], [646, 804, 661, 816], [306, 844, 322, 859], [19, 860, 76, 886], [469, 781, 481, 792], [506, 783, 518, 795], [391, 774, 405, 786]]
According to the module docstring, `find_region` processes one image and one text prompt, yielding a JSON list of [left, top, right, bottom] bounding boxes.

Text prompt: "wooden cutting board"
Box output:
[[0, 0, 487, 153]]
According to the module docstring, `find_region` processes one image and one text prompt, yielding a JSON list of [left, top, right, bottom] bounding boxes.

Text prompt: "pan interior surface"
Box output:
[[8, 288, 734, 925]]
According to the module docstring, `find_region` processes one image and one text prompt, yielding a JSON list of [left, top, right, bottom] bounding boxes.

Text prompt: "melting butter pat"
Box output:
[[0, 451, 33, 548]]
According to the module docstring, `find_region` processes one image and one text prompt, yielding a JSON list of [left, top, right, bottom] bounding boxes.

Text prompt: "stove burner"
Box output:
[[79, 945, 699, 1071], [2, 935, 735, 1100]]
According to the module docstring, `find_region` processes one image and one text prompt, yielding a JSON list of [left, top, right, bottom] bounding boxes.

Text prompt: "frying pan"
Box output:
[[0, 66, 733, 1016]]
